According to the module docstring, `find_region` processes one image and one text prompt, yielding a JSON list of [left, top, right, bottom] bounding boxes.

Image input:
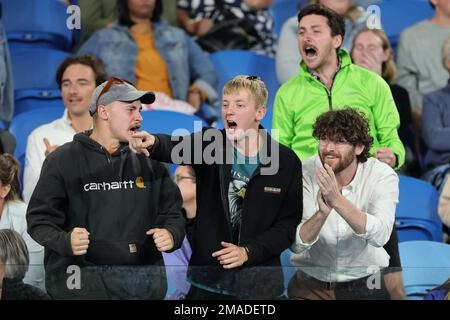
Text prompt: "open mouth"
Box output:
[[304, 45, 318, 58], [128, 123, 141, 134], [227, 120, 237, 131]]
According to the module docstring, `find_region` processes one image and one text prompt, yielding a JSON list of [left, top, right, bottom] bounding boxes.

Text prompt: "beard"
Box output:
[[319, 148, 356, 174]]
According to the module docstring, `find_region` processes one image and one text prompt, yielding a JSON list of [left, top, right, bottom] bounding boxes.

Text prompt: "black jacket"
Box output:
[[151, 127, 302, 298], [26, 131, 185, 298]]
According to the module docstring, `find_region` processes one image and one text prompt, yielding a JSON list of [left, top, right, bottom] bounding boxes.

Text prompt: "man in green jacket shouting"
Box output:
[[273, 4, 405, 170]]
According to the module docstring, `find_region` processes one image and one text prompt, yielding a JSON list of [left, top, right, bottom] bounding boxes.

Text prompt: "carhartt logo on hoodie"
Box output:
[[135, 176, 146, 189], [83, 176, 146, 192]]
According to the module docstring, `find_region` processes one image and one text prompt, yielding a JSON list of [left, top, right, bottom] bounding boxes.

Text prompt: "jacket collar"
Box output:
[[220, 125, 284, 171], [112, 18, 169, 35], [300, 49, 352, 79]]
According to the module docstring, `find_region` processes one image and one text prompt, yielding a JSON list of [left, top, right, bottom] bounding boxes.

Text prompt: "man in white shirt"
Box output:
[[22, 55, 106, 202], [289, 108, 399, 300]]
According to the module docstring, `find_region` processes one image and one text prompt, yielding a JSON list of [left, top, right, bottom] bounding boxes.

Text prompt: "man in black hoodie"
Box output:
[[26, 77, 185, 299], [130, 76, 303, 299]]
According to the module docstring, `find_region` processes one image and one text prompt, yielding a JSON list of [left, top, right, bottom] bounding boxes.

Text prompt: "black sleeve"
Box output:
[[390, 84, 412, 140], [26, 152, 73, 257], [245, 154, 303, 266], [383, 224, 402, 273], [152, 163, 186, 252]]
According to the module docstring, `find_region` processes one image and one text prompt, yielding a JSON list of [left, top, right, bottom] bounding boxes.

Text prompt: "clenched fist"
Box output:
[[146, 228, 174, 252], [71, 227, 90, 256]]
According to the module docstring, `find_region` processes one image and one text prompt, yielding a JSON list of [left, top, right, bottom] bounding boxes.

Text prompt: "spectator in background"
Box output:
[[289, 109, 398, 300], [276, 0, 367, 83], [396, 0, 450, 129], [439, 177, 450, 231], [0, 229, 50, 300], [176, 0, 276, 57], [75, 0, 179, 50], [350, 28, 418, 177], [163, 165, 196, 300], [0, 16, 14, 124], [75, 0, 117, 50], [0, 130, 15, 155], [273, 4, 405, 170], [0, 154, 45, 292], [22, 55, 105, 203], [78, 0, 219, 121], [421, 35, 450, 193]]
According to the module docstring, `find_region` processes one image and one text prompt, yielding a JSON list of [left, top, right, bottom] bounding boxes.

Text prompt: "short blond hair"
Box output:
[[442, 35, 450, 71], [222, 75, 268, 108]]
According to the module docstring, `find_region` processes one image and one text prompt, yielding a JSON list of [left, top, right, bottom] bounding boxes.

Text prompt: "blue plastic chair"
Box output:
[[399, 241, 450, 300], [141, 110, 206, 135], [3, 0, 74, 51], [14, 89, 65, 116], [209, 50, 280, 109], [395, 175, 443, 242], [270, 0, 299, 38], [9, 107, 65, 186], [141, 110, 206, 175], [10, 48, 71, 91], [377, 0, 434, 52]]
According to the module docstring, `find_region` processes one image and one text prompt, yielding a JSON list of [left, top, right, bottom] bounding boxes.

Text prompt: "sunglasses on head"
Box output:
[[246, 76, 261, 81], [96, 77, 134, 106]]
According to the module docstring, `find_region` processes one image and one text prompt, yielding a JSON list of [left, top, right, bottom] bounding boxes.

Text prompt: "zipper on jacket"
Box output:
[[326, 88, 332, 110], [311, 65, 341, 111]]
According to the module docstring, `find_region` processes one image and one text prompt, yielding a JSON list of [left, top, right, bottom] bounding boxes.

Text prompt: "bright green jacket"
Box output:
[[272, 50, 405, 169]]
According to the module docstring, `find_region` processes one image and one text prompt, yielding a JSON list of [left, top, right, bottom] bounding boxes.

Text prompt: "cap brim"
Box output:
[[118, 91, 156, 104]]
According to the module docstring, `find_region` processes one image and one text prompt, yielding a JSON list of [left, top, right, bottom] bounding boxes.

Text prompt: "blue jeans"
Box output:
[[422, 163, 450, 193]]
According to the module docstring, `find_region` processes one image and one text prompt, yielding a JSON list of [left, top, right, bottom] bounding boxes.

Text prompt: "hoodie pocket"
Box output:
[[85, 238, 159, 265]]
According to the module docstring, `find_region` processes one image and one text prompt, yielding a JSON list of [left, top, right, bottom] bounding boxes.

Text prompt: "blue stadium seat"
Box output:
[[10, 48, 71, 90], [396, 175, 443, 242], [14, 89, 64, 116], [209, 50, 280, 109], [270, 0, 299, 38], [141, 110, 206, 175], [399, 241, 450, 300], [9, 107, 65, 186], [141, 110, 206, 135], [2, 0, 74, 51], [377, 0, 434, 52]]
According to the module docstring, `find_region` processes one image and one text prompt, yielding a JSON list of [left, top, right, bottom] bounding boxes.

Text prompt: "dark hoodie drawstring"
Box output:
[[118, 147, 129, 181]]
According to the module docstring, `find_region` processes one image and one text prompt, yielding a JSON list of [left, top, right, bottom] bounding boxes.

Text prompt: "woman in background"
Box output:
[[0, 229, 49, 299], [0, 154, 45, 292]]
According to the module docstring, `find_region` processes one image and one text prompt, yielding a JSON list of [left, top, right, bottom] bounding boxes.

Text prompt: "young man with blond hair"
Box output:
[[129, 75, 303, 299]]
